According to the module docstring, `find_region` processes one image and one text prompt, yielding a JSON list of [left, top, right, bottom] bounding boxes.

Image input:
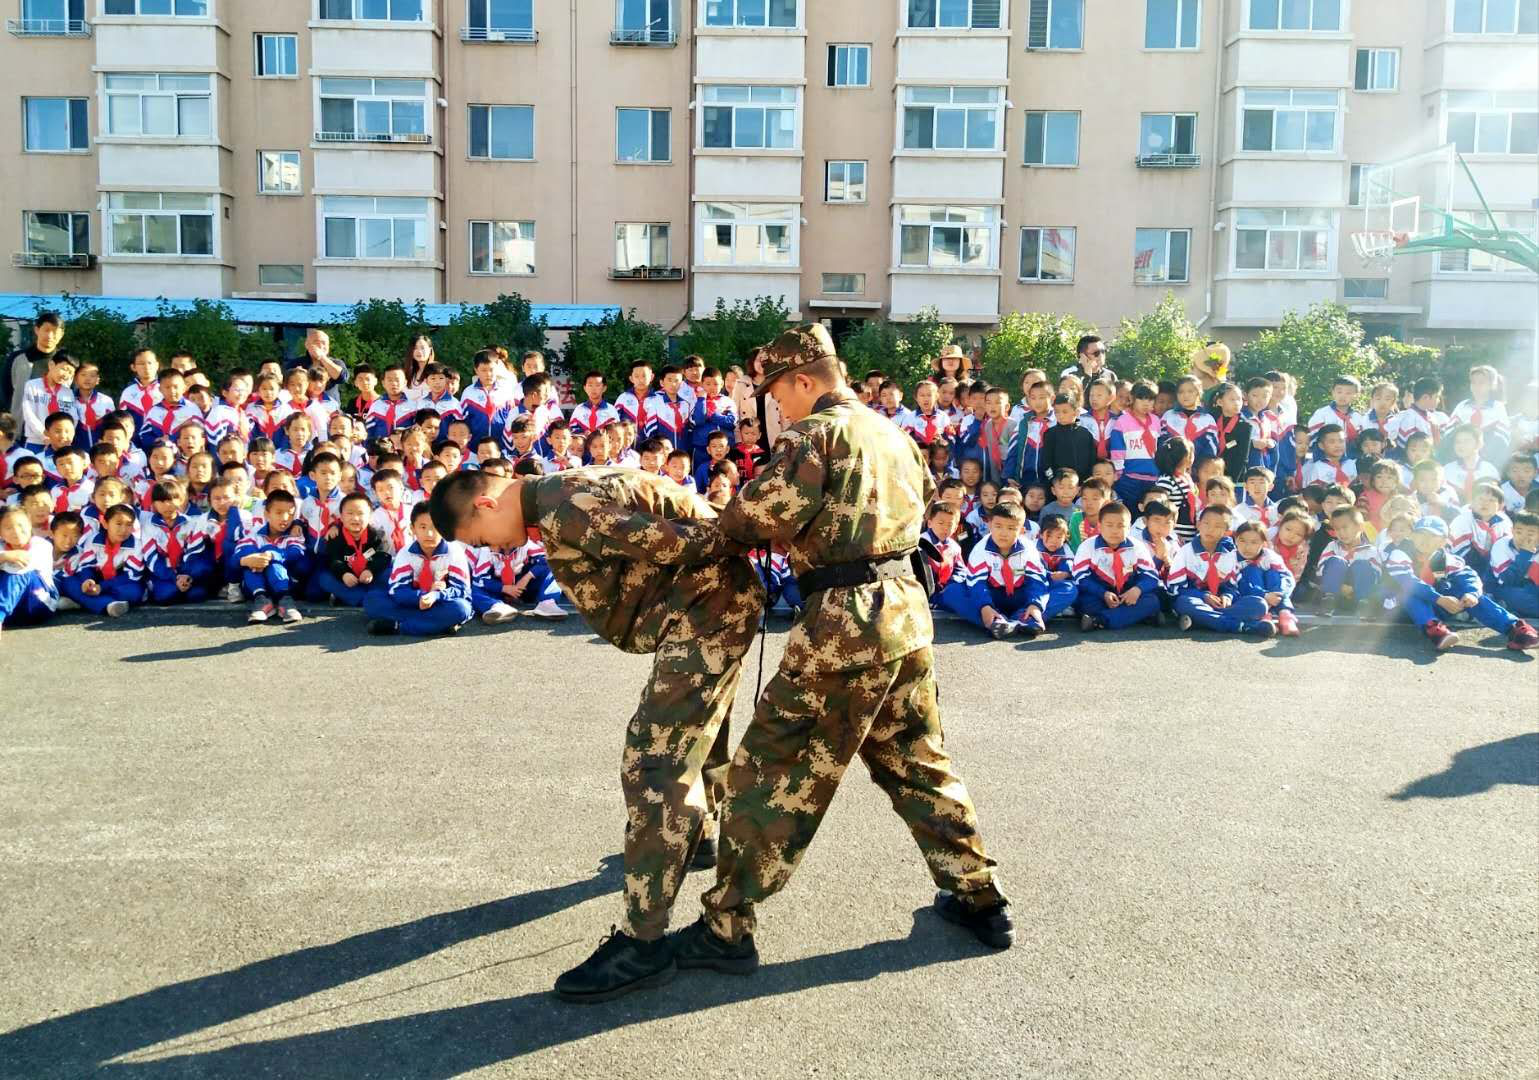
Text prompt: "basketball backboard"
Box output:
[[1358, 144, 1458, 252]]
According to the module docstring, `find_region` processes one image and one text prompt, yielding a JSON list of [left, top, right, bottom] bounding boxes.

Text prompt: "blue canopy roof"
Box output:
[[0, 293, 617, 330]]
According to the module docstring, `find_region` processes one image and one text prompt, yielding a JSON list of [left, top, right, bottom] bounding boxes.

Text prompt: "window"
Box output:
[[467, 104, 533, 159], [1343, 278, 1388, 299], [255, 34, 298, 77], [615, 0, 671, 41], [259, 151, 301, 194], [1022, 111, 1079, 165], [1447, 92, 1539, 155], [24, 211, 90, 257], [1026, 0, 1082, 48], [318, 0, 424, 20], [902, 86, 1002, 151], [899, 205, 998, 269], [1145, 0, 1198, 48], [614, 223, 670, 270], [1138, 112, 1197, 161], [825, 160, 867, 202], [698, 203, 798, 266], [259, 264, 305, 286], [105, 74, 211, 137], [22, 98, 88, 152], [1133, 228, 1191, 282], [103, 0, 208, 14], [821, 272, 865, 294], [318, 79, 428, 142], [1240, 88, 1339, 152], [1438, 211, 1537, 272], [107, 192, 214, 256], [1348, 163, 1376, 206], [905, 0, 1002, 29], [828, 44, 871, 87], [18, 0, 86, 34], [467, 0, 534, 38], [1452, 0, 1538, 33], [1354, 48, 1399, 92], [1018, 226, 1074, 280], [1233, 208, 1334, 271], [322, 196, 430, 260], [1247, 0, 1341, 30], [469, 219, 535, 274], [617, 108, 669, 162], [703, 0, 796, 27], [700, 86, 797, 149]]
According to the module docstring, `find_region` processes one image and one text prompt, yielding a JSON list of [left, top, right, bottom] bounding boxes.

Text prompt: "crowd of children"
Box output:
[[3, 319, 1538, 656]]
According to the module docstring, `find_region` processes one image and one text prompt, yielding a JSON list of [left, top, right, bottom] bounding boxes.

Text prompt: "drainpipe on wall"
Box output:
[[438, 0, 449, 304], [570, 0, 580, 303], [1199, 0, 1228, 334], [682, 0, 697, 339]]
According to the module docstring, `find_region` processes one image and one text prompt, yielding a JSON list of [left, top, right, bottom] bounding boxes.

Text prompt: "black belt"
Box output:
[[796, 554, 916, 599]]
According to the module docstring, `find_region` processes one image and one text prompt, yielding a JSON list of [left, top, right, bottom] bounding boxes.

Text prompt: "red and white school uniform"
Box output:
[[1302, 456, 1357, 489], [371, 502, 411, 555]]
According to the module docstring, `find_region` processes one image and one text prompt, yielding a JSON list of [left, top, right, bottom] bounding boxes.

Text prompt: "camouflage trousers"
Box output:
[[620, 637, 745, 941], [701, 645, 1004, 943]]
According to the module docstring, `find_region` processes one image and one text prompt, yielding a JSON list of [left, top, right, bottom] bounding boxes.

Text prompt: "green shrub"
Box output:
[[49, 298, 142, 389], [1234, 303, 1378, 415], [980, 310, 1094, 391], [562, 309, 668, 392], [677, 296, 791, 371], [1107, 293, 1203, 386], [432, 294, 548, 379]]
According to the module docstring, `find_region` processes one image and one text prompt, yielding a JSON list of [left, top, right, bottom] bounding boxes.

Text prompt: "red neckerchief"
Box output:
[[1129, 409, 1158, 451], [342, 527, 369, 576], [1414, 407, 1441, 445], [1458, 463, 1478, 505], [1177, 408, 1203, 445], [1090, 410, 1112, 458], [415, 546, 438, 593], [1216, 412, 1240, 449], [161, 517, 183, 569], [100, 539, 122, 580], [981, 418, 1007, 469], [1198, 545, 1223, 593], [214, 514, 231, 560], [1108, 541, 1126, 591], [997, 546, 1017, 594], [1333, 406, 1359, 440]]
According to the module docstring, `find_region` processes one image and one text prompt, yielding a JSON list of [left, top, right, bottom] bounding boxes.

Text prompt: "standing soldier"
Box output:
[[429, 466, 762, 1002], [668, 324, 1014, 977]]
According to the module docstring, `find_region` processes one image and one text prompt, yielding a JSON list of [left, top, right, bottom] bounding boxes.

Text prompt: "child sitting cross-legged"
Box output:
[[1233, 520, 1299, 636], [1074, 500, 1161, 632], [364, 502, 475, 637], [1171, 505, 1276, 638], [1315, 505, 1382, 617], [1489, 510, 1539, 618], [957, 502, 1064, 640], [238, 489, 311, 625], [317, 492, 390, 608], [1384, 516, 1538, 652]]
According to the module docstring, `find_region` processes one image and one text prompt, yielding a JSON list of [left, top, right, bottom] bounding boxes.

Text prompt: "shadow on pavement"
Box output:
[[93, 910, 977, 1080], [0, 856, 623, 1079], [1389, 733, 1539, 800]]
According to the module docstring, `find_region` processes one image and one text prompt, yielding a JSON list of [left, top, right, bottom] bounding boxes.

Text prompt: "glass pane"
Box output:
[[972, 0, 1001, 28], [749, 86, 795, 103], [901, 225, 929, 266], [1235, 229, 1267, 269], [1299, 228, 1328, 270], [1039, 227, 1073, 279], [1452, 0, 1482, 31], [766, 108, 795, 148], [1168, 230, 1189, 280], [966, 108, 997, 149], [1312, 0, 1340, 29], [951, 87, 999, 103], [160, 75, 211, 90], [360, 0, 389, 17], [71, 213, 90, 254], [27, 213, 69, 255], [390, 0, 424, 19], [145, 214, 177, 254], [142, 94, 175, 135], [702, 223, 732, 263], [468, 106, 488, 156], [1019, 229, 1040, 277], [1242, 109, 1272, 151], [176, 0, 208, 15], [1174, 113, 1196, 154], [903, 107, 934, 149], [931, 225, 962, 266], [1486, 0, 1517, 31], [734, 224, 761, 262], [1044, 112, 1076, 162], [702, 107, 732, 148], [1305, 110, 1334, 150], [908, 0, 935, 27], [706, 85, 752, 102], [115, 192, 160, 209], [1447, 112, 1476, 154], [935, 108, 965, 148], [140, 0, 171, 12], [1511, 112, 1538, 155], [849, 161, 866, 198], [374, 78, 425, 95], [737, 0, 765, 24], [1250, 0, 1278, 27], [1476, 112, 1509, 153], [25, 98, 68, 150], [1280, 0, 1308, 28], [180, 214, 212, 255], [1269, 230, 1299, 269], [260, 264, 305, 285], [768, 0, 796, 26], [392, 100, 425, 136], [1139, 114, 1171, 155], [650, 225, 669, 265], [763, 224, 791, 263], [362, 218, 393, 258], [1179, 0, 1198, 45], [1146, 0, 1177, 48], [939, 0, 967, 25], [161, 193, 210, 210], [281, 36, 298, 73], [319, 77, 372, 95], [1134, 229, 1165, 281], [375, 197, 424, 214], [391, 218, 415, 258], [178, 95, 210, 136], [827, 162, 846, 200], [358, 100, 391, 136], [735, 107, 765, 148], [1050, 0, 1082, 47], [469, 221, 489, 271], [1274, 110, 1305, 150], [961, 226, 989, 265], [325, 217, 357, 258], [704, 0, 732, 25], [651, 109, 669, 160], [1521, 0, 1538, 33], [907, 86, 953, 103], [855, 48, 869, 85], [111, 214, 144, 254], [617, 109, 650, 160]]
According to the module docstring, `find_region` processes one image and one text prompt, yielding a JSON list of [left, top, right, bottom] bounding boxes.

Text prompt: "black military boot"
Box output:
[[933, 891, 1015, 949], [690, 834, 719, 870], [553, 927, 676, 1003], [669, 917, 759, 975]]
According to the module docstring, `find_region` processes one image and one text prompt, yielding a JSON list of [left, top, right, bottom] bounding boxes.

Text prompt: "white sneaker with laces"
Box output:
[[532, 599, 568, 620], [222, 583, 243, 603], [482, 602, 518, 625], [105, 600, 130, 618]]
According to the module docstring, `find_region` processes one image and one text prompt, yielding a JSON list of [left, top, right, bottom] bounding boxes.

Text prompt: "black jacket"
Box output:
[[1209, 410, 1253, 483], [1041, 423, 1098, 483], [322, 525, 390, 582]]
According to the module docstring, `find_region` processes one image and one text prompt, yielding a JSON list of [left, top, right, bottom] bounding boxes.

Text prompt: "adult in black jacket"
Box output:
[[1207, 382, 1252, 483], [6, 311, 65, 417], [1039, 394, 1097, 483]]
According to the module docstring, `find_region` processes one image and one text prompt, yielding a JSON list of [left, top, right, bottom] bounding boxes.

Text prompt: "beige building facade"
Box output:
[[3, 0, 1535, 351]]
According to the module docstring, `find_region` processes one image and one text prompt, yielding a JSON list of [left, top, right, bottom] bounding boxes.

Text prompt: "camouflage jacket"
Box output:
[[520, 467, 762, 672], [714, 388, 935, 672]]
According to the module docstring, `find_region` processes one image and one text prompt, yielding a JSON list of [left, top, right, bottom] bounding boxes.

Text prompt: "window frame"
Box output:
[[1231, 207, 1336, 273], [105, 191, 216, 258], [258, 150, 302, 195], [1449, 0, 1538, 34], [254, 33, 299, 78], [1138, 111, 1198, 161], [701, 0, 799, 28], [18, 0, 87, 34], [1133, 227, 1192, 284], [1342, 277, 1389, 300], [466, 103, 534, 160], [1239, 88, 1341, 154], [101, 0, 211, 16], [827, 43, 872, 88], [1022, 109, 1080, 166], [103, 73, 214, 140], [614, 0, 672, 40], [258, 263, 306, 287], [616, 107, 671, 163], [1353, 47, 1399, 93], [820, 272, 866, 295], [1144, 0, 1199, 49], [904, 0, 1004, 30], [1025, 0, 1083, 49], [897, 204, 1000, 271], [316, 0, 427, 23], [1016, 225, 1075, 282], [698, 85, 800, 151], [320, 196, 431, 262], [468, 218, 536, 275], [695, 202, 800, 268], [614, 222, 672, 271], [22, 96, 89, 153], [466, 0, 536, 35], [317, 78, 431, 144], [825, 160, 868, 203], [1347, 162, 1376, 207], [1245, 0, 1345, 32], [23, 210, 91, 257], [900, 85, 1004, 153], [1445, 91, 1539, 156]]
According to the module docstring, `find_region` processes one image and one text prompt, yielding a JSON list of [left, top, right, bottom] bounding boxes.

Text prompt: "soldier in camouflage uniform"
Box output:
[[429, 466, 763, 1002], [667, 323, 1014, 977]]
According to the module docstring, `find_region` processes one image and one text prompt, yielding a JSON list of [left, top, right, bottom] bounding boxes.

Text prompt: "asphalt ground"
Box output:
[[1, 605, 1536, 1080]]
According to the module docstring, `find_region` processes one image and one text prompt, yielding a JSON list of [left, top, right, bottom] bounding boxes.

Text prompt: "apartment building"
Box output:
[[3, 0, 1535, 351]]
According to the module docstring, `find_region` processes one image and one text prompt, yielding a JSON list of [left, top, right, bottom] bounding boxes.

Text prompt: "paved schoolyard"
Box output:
[[1, 607, 1535, 1080]]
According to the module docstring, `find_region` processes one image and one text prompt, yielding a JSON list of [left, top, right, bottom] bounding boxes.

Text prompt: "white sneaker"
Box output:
[[531, 598, 567, 620], [56, 596, 82, 612], [105, 600, 130, 618], [482, 602, 518, 625], [221, 583, 243, 603], [278, 599, 304, 624], [1177, 614, 1194, 631]]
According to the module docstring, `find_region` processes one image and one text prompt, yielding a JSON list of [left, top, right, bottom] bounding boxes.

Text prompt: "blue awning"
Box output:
[[0, 293, 618, 330]]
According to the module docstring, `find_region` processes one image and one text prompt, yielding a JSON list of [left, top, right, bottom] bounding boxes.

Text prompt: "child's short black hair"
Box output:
[[1142, 500, 1173, 520], [265, 489, 297, 509], [1411, 376, 1442, 398], [508, 416, 533, 435], [308, 451, 342, 472], [1098, 501, 1131, 521], [409, 501, 434, 523], [1039, 514, 1069, 534], [1315, 423, 1344, 441], [925, 500, 956, 520], [1511, 510, 1539, 529], [1154, 438, 1192, 474], [1329, 506, 1364, 524], [1333, 375, 1362, 390], [989, 502, 1025, 523], [545, 417, 570, 434], [1130, 381, 1157, 401], [52, 510, 84, 532], [339, 491, 371, 512], [1233, 520, 1266, 540], [513, 456, 547, 477], [150, 480, 182, 503], [1242, 465, 1274, 483], [937, 478, 966, 496], [705, 430, 729, 445], [372, 468, 405, 487], [249, 437, 275, 454], [1051, 468, 1080, 486], [1276, 495, 1307, 516], [104, 504, 137, 525]]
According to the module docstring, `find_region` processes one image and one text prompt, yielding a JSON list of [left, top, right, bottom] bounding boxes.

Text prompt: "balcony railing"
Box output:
[[6, 17, 90, 36], [610, 266, 685, 281], [315, 130, 432, 145], [610, 26, 676, 45], [13, 251, 95, 269], [460, 25, 536, 42], [1135, 152, 1202, 168]]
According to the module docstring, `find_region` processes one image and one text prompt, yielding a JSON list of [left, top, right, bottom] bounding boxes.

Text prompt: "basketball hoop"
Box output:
[[1350, 229, 1408, 266]]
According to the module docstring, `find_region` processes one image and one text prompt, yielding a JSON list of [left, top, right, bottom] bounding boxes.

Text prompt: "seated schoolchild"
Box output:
[[1073, 501, 1161, 632], [363, 503, 475, 637], [1233, 520, 1298, 636], [1384, 516, 1538, 652]]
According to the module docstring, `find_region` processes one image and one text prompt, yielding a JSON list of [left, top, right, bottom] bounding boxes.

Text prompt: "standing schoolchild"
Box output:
[[1447, 365, 1509, 464], [1107, 381, 1164, 507]]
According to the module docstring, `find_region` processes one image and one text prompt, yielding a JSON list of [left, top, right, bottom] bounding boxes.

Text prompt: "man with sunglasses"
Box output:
[[1060, 334, 1117, 386]]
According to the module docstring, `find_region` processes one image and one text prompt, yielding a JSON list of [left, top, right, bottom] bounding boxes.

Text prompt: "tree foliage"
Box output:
[[980, 310, 1094, 391], [48, 297, 141, 389], [1234, 302, 1379, 414], [1107, 293, 1203, 386], [145, 299, 244, 384], [431, 294, 548, 379], [321, 299, 431, 374], [562, 309, 669, 391], [676, 296, 791, 370], [839, 320, 900, 381]]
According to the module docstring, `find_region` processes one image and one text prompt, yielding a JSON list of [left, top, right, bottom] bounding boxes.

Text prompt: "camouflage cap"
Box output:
[[753, 323, 839, 398]]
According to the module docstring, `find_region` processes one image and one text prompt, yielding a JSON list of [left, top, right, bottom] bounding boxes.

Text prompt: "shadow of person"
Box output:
[[1389, 732, 1539, 800], [0, 855, 624, 1079], [94, 909, 985, 1080]]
